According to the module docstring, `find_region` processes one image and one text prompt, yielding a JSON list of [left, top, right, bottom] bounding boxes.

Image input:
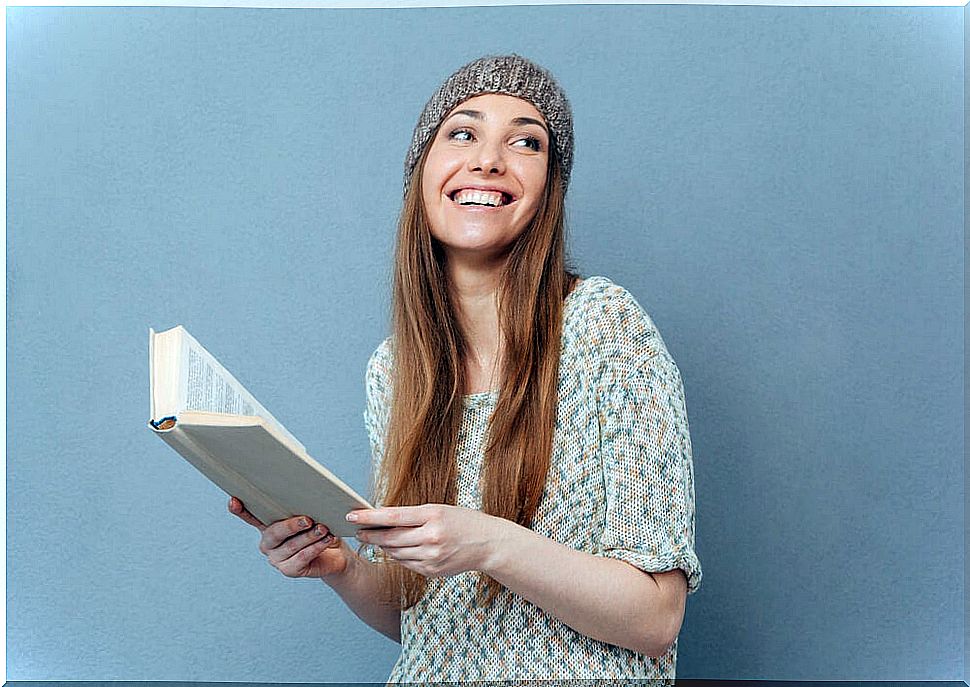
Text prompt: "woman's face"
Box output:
[[420, 93, 550, 266]]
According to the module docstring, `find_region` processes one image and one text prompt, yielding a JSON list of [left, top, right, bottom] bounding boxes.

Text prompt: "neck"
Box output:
[[446, 259, 505, 373]]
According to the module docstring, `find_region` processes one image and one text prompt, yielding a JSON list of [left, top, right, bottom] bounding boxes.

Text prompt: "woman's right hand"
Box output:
[[228, 496, 352, 579]]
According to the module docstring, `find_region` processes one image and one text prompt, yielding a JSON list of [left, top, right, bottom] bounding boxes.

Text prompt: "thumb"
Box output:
[[228, 496, 267, 531]]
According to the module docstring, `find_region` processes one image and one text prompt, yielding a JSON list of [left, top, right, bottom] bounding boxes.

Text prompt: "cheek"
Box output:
[[420, 181, 436, 213], [423, 146, 461, 182], [518, 159, 548, 196], [517, 196, 545, 226], [521, 167, 548, 213], [420, 168, 439, 204]]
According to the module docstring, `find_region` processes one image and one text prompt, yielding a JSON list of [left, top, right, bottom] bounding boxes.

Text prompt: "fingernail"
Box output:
[[299, 518, 310, 528], [346, 512, 358, 522], [315, 525, 327, 536]]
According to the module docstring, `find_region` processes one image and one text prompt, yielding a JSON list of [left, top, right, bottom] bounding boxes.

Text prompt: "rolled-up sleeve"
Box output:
[[595, 337, 702, 595]]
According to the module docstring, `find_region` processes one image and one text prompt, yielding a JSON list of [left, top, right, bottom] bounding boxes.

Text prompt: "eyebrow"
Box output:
[[447, 109, 549, 134]]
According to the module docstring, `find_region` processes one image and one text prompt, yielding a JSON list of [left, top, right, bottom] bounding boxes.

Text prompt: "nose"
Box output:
[[468, 137, 506, 176]]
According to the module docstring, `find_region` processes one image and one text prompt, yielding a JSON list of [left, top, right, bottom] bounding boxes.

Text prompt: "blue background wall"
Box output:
[[7, 5, 965, 682]]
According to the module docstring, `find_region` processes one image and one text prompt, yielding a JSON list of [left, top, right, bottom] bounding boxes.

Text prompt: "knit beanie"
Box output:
[[403, 54, 574, 198]]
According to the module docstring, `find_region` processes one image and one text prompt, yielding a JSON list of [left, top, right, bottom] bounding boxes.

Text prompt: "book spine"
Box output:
[[149, 328, 156, 422]]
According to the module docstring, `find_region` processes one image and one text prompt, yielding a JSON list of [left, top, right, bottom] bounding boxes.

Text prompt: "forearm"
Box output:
[[321, 543, 401, 643], [482, 519, 674, 657]]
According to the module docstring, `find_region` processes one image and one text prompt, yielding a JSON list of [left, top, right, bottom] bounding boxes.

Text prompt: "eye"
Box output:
[[512, 136, 543, 152], [448, 128, 474, 142]]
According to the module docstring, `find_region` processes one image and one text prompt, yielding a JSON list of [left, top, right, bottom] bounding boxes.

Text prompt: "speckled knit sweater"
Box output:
[[360, 275, 702, 683]]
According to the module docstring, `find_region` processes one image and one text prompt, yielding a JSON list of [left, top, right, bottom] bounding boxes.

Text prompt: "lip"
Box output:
[[451, 201, 507, 212]]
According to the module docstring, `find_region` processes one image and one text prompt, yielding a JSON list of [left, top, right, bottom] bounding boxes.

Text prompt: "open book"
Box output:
[[148, 325, 374, 539]]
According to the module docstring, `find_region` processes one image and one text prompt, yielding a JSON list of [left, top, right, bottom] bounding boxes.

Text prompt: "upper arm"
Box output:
[[594, 342, 704, 597], [363, 336, 393, 470]]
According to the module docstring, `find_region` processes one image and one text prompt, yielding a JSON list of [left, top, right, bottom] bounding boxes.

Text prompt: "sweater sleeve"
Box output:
[[360, 337, 392, 563], [593, 286, 702, 595]]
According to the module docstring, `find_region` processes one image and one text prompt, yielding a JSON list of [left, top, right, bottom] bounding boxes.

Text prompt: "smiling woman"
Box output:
[[228, 54, 701, 684], [421, 94, 551, 271]]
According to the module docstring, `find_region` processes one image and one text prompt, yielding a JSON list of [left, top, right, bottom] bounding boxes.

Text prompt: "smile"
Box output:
[[449, 188, 515, 208]]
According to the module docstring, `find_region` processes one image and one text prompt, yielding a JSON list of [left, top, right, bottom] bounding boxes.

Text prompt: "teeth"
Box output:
[[454, 189, 506, 207]]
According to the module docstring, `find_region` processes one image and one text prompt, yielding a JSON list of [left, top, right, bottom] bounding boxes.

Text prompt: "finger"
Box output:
[[260, 515, 316, 554], [276, 532, 337, 577], [228, 497, 267, 531], [267, 524, 331, 565], [378, 544, 427, 563], [357, 526, 427, 549], [348, 505, 431, 528]]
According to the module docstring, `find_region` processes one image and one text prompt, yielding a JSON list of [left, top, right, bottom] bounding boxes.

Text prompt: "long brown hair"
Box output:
[[369, 123, 582, 609]]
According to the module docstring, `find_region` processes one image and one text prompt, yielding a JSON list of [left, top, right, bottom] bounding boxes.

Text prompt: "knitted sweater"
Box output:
[[360, 275, 702, 682]]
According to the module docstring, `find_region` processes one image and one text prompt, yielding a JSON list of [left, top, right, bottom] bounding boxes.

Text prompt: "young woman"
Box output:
[[229, 54, 702, 682]]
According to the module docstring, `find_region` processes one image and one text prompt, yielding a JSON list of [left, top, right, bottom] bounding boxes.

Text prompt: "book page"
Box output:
[[186, 346, 256, 416], [179, 328, 306, 454]]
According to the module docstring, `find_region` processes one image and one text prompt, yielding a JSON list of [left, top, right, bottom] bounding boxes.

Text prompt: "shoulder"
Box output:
[[367, 335, 394, 371], [572, 275, 669, 376]]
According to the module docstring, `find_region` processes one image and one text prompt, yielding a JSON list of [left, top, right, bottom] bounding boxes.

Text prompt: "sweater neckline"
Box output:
[[461, 276, 603, 408]]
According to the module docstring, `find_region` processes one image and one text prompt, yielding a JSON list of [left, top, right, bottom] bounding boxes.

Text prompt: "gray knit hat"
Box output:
[[403, 54, 574, 198]]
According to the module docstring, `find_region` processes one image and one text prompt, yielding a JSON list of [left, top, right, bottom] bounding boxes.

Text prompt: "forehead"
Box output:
[[445, 93, 545, 123]]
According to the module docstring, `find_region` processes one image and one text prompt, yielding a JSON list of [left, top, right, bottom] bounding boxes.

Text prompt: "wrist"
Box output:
[[480, 515, 523, 576], [319, 540, 358, 588]]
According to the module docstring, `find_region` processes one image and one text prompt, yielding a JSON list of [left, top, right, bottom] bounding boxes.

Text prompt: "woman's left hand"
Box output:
[[347, 504, 508, 578]]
